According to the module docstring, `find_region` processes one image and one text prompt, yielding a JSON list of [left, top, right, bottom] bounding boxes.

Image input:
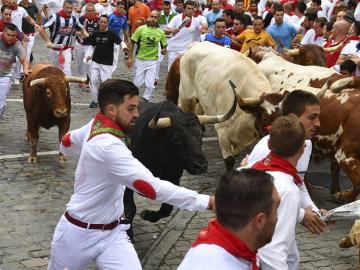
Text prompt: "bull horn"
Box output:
[[243, 50, 250, 56], [197, 80, 237, 125], [30, 78, 46, 87], [64, 76, 87, 83], [148, 117, 172, 129], [316, 78, 332, 98], [237, 96, 262, 106], [323, 42, 343, 53], [329, 77, 354, 93], [285, 48, 300, 56]]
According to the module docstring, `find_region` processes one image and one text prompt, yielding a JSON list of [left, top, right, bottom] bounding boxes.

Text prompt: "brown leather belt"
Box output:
[[65, 211, 129, 230]]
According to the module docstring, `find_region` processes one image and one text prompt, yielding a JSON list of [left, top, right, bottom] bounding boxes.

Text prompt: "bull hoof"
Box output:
[[27, 156, 38, 163], [224, 156, 235, 172], [339, 237, 354, 248], [58, 154, 66, 162], [333, 190, 356, 203], [140, 210, 162, 223], [24, 134, 30, 141]]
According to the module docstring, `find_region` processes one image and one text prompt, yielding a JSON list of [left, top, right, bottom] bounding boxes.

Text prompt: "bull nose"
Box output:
[[187, 157, 208, 175], [54, 109, 68, 117]]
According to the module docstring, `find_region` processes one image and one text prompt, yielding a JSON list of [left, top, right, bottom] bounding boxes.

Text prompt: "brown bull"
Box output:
[[237, 75, 360, 204], [249, 44, 341, 67], [23, 64, 86, 163]]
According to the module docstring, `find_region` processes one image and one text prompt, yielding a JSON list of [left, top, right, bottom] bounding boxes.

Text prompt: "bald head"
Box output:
[[333, 20, 350, 36], [148, 10, 159, 27]]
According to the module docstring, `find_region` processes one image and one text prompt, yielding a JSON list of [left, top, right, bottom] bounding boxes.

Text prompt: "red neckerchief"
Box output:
[[113, 10, 124, 17], [88, 112, 131, 147], [57, 9, 71, 19], [1, 32, 16, 48], [84, 14, 98, 21], [252, 151, 302, 186], [348, 35, 360, 41], [194, 9, 202, 17], [0, 20, 5, 32], [182, 13, 192, 27], [314, 33, 323, 41], [192, 219, 260, 270]]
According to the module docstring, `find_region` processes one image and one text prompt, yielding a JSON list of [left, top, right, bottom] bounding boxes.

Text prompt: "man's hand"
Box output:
[[24, 68, 32, 76], [126, 58, 133, 68], [160, 47, 167, 55], [301, 207, 326, 234], [207, 196, 215, 212], [46, 41, 53, 48], [172, 28, 180, 35]]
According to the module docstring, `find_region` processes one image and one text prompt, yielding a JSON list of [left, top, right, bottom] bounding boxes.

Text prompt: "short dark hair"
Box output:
[[1, 5, 11, 13], [4, 23, 17, 32], [98, 79, 139, 113], [223, 9, 234, 19], [253, 15, 263, 21], [215, 169, 274, 230], [235, 0, 244, 3], [163, 0, 171, 5], [214, 17, 226, 25], [340, 59, 357, 74], [304, 9, 318, 21], [116, 1, 125, 7], [315, 17, 327, 27], [296, 2, 307, 14], [184, 0, 195, 8], [325, 20, 334, 32], [99, 14, 109, 21], [281, 90, 319, 117], [269, 115, 305, 158], [311, 0, 321, 6], [235, 14, 248, 26], [63, 0, 74, 7], [273, 3, 284, 13]]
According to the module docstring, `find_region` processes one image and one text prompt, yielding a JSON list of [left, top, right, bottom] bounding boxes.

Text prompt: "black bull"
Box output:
[[124, 88, 237, 238]]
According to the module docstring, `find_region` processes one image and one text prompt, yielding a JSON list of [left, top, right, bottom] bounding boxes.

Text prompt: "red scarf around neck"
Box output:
[[192, 219, 259, 270], [57, 10, 71, 19], [182, 13, 192, 27], [1, 31, 16, 47], [88, 112, 130, 146], [252, 151, 302, 186], [114, 10, 124, 17], [85, 14, 98, 22]]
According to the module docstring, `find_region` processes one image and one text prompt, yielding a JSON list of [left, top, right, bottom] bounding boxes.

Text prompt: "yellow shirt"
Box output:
[[237, 29, 276, 53]]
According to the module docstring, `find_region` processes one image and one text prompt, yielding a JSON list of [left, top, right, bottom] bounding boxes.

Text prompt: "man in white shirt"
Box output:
[[240, 90, 327, 270], [165, 0, 202, 71], [301, 17, 326, 46], [178, 169, 281, 270], [47, 79, 215, 269]]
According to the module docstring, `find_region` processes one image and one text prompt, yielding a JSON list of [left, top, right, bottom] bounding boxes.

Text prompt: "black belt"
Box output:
[[65, 211, 129, 230]]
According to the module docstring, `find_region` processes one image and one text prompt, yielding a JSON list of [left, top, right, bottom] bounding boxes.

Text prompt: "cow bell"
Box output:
[[196, 80, 237, 125]]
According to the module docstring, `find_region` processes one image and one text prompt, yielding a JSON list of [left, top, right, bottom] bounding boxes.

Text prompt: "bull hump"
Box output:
[[29, 64, 62, 80]]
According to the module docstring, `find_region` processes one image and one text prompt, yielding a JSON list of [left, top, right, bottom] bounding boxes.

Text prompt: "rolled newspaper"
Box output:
[[173, 17, 191, 35], [320, 199, 360, 221]]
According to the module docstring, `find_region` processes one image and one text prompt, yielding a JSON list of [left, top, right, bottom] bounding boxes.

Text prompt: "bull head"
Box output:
[[30, 76, 87, 87], [148, 81, 238, 129]]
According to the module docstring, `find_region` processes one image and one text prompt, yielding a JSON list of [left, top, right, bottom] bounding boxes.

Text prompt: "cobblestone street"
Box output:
[[0, 39, 359, 270]]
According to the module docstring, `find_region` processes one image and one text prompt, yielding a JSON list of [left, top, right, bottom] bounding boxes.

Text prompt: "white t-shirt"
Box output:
[[178, 244, 255, 270], [94, 3, 114, 16], [167, 14, 201, 52], [244, 135, 319, 221], [301, 28, 324, 46], [340, 40, 360, 77], [11, 7, 29, 32]]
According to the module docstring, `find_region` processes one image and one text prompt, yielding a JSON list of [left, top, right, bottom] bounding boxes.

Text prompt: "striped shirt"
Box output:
[[42, 13, 82, 46]]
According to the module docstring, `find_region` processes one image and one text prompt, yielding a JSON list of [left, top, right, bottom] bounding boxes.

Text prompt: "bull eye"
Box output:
[[46, 89, 51, 97]]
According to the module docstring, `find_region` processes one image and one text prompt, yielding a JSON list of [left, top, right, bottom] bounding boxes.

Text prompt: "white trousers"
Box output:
[[0, 76, 12, 119], [49, 48, 72, 76], [47, 215, 142, 270], [167, 50, 184, 72], [90, 61, 113, 103], [26, 34, 36, 62], [75, 44, 88, 78], [133, 58, 157, 100], [155, 43, 163, 81]]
